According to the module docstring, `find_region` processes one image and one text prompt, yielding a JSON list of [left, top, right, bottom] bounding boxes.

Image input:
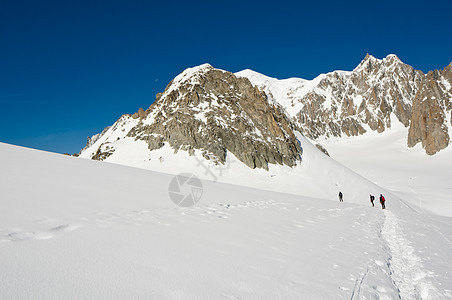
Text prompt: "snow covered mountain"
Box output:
[[81, 54, 452, 183], [237, 54, 452, 155], [79, 63, 394, 201], [81, 64, 302, 171]]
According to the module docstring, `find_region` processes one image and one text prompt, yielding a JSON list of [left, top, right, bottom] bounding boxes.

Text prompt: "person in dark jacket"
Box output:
[[379, 194, 386, 209], [370, 194, 375, 207], [338, 191, 343, 202]]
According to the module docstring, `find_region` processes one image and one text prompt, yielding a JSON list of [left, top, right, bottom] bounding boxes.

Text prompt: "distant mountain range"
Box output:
[[237, 54, 451, 155], [80, 54, 452, 170]]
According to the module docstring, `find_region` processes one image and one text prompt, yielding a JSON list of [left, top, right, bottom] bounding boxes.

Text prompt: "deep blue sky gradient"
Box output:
[[1, 0, 451, 154]]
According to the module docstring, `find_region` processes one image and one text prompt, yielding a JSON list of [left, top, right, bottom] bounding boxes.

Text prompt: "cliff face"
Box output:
[[238, 54, 451, 155], [81, 55, 452, 167], [408, 66, 452, 154], [82, 64, 302, 170]]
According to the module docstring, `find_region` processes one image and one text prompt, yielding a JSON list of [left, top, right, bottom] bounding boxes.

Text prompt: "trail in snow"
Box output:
[[322, 125, 452, 217], [382, 210, 443, 299], [2, 143, 452, 299]]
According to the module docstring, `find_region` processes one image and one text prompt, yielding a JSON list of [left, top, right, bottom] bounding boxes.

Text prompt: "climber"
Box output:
[[379, 194, 386, 209]]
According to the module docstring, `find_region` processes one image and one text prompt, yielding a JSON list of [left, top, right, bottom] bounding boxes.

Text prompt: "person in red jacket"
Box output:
[[379, 194, 386, 209]]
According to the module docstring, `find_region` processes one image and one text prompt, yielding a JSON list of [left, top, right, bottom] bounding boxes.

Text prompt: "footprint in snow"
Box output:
[[51, 223, 81, 232], [375, 260, 384, 266], [8, 231, 54, 241]]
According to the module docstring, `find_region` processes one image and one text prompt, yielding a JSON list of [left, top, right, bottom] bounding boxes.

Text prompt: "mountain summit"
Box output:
[[81, 64, 302, 170], [238, 54, 451, 154], [81, 54, 452, 169]]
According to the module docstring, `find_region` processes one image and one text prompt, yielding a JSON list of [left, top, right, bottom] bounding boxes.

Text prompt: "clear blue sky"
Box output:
[[1, 0, 451, 154]]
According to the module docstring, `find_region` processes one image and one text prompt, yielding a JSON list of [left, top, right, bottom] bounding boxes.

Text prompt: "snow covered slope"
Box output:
[[322, 119, 452, 217], [79, 129, 386, 205], [1, 142, 451, 299]]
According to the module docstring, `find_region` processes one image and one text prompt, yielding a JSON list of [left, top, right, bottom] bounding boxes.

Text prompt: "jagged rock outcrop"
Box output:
[[237, 54, 451, 155], [131, 107, 146, 119], [315, 144, 330, 156], [81, 55, 452, 165], [408, 67, 451, 154], [79, 126, 111, 155], [238, 54, 424, 139], [81, 64, 303, 170]]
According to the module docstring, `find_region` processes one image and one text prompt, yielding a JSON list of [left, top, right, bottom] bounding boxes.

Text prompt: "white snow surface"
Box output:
[[80, 114, 140, 159], [163, 63, 216, 97], [82, 132, 384, 204], [321, 118, 452, 218], [1, 138, 452, 299], [235, 69, 346, 117]]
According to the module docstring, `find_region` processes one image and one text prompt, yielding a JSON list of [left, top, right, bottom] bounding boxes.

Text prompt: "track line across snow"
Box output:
[[382, 210, 442, 299]]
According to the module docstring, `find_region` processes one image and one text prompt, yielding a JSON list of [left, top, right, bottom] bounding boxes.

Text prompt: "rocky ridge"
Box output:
[[81, 64, 302, 170], [406, 64, 452, 154], [237, 54, 452, 154], [81, 55, 452, 170]]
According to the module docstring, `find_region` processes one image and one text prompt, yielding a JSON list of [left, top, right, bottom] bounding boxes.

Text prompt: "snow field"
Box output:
[[321, 119, 452, 217], [1, 141, 451, 299]]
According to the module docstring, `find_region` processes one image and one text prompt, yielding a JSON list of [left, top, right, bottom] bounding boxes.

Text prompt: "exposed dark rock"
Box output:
[[408, 69, 451, 154], [87, 64, 303, 169], [82, 56, 452, 162], [315, 144, 330, 156], [240, 54, 451, 155]]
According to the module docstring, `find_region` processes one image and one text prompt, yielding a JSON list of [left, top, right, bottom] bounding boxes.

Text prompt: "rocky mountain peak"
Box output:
[[354, 53, 380, 73], [164, 63, 214, 92], [354, 54, 405, 76], [382, 53, 401, 64], [82, 64, 303, 170], [441, 62, 452, 84], [239, 55, 451, 154], [81, 55, 452, 163], [447, 62, 452, 74]]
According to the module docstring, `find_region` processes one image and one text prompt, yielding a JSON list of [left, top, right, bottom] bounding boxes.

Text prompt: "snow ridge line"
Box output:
[[382, 210, 441, 299]]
